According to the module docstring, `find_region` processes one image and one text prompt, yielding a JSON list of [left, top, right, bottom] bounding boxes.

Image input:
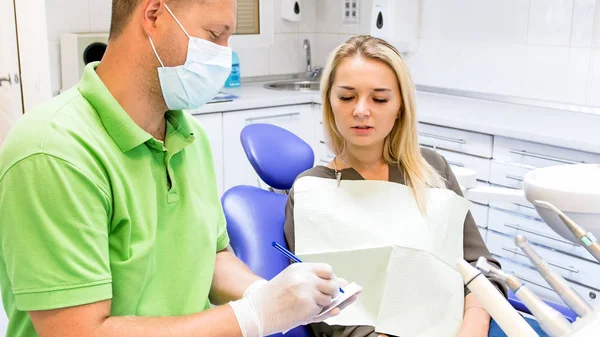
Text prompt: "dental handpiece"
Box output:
[[535, 200, 600, 263], [515, 235, 593, 318], [477, 257, 572, 337], [456, 259, 539, 337]]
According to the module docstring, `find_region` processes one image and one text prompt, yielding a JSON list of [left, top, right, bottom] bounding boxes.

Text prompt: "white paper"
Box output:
[[293, 176, 471, 337], [316, 282, 363, 318]]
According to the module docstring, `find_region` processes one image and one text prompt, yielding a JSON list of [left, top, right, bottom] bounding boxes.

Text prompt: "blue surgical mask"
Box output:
[[149, 4, 232, 110]]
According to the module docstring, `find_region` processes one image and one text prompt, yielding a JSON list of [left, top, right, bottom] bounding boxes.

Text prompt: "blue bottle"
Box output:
[[225, 51, 240, 87]]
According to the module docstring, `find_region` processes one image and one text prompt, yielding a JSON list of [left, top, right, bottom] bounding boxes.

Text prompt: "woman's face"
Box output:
[[329, 55, 402, 151]]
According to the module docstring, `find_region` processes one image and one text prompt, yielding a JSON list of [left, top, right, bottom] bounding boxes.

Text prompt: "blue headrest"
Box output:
[[240, 123, 315, 190]]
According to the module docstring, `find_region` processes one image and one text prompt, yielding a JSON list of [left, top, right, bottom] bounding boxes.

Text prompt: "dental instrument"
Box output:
[[477, 257, 572, 337], [514, 235, 593, 318], [534, 200, 600, 263], [456, 259, 538, 337]]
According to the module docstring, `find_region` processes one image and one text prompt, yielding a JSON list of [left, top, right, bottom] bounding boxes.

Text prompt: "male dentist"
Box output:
[[0, 1, 348, 336]]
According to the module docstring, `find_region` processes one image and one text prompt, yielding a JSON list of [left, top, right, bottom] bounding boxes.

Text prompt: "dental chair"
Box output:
[[222, 123, 574, 337], [221, 123, 314, 337]]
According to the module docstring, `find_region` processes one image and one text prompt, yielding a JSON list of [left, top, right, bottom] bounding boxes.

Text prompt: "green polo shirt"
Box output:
[[0, 62, 229, 337]]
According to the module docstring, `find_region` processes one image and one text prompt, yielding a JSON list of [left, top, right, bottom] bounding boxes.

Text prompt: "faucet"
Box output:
[[303, 39, 323, 81]]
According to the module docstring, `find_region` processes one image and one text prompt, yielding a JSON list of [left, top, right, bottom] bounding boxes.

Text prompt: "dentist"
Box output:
[[0, 1, 349, 337]]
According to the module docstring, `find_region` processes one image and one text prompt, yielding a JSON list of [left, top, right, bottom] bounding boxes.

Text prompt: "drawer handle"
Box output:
[[447, 160, 465, 168], [509, 150, 582, 165], [319, 140, 325, 144], [419, 132, 467, 145], [502, 247, 579, 273], [514, 274, 554, 291], [246, 112, 300, 123], [504, 224, 577, 246], [319, 159, 329, 164], [505, 174, 524, 182]]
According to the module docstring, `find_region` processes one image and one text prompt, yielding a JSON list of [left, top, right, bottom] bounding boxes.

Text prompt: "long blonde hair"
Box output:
[[320, 35, 446, 214]]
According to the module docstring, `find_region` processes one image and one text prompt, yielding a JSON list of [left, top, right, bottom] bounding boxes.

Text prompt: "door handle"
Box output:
[[0, 73, 12, 87]]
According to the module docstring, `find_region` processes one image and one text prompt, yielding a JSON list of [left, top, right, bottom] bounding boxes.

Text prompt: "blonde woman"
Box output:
[[283, 35, 507, 337]]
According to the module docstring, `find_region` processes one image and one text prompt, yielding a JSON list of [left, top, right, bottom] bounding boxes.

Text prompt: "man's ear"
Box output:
[[140, 0, 166, 37]]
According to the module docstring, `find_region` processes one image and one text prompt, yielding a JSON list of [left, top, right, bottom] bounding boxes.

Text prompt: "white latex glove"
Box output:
[[229, 263, 347, 337]]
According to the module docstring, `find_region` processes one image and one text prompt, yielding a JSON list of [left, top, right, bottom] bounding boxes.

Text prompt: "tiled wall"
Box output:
[[317, 0, 600, 107], [44, 0, 600, 107], [45, 0, 318, 96]]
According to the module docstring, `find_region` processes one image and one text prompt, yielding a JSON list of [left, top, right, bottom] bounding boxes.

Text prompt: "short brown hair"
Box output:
[[109, 0, 141, 39], [109, 0, 197, 39]]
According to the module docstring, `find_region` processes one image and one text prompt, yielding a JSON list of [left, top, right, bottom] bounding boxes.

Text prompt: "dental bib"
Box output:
[[293, 176, 472, 337]]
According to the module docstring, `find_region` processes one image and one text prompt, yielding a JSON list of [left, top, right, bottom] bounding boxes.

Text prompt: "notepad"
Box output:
[[316, 282, 363, 318]]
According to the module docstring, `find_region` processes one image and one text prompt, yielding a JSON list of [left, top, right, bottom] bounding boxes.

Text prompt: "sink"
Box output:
[[264, 80, 320, 91]]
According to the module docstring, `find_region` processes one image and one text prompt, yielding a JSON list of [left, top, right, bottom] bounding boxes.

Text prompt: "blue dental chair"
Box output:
[[221, 123, 314, 337], [222, 123, 574, 337]]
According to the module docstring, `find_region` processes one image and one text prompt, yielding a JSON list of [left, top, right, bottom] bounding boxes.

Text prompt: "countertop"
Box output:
[[189, 81, 600, 154], [189, 82, 317, 114]]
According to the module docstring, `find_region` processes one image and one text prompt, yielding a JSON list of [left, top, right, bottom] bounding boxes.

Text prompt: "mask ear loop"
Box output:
[[164, 4, 191, 39], [148, 36, 165, 67]]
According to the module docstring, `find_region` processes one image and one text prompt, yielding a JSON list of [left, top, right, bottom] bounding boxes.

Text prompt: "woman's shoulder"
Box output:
[[419, 147, 450, 177], [295, 165, 337, 181]]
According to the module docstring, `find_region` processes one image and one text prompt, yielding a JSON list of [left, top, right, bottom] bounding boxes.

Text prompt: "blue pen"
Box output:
[[271, 241, 344, 293]]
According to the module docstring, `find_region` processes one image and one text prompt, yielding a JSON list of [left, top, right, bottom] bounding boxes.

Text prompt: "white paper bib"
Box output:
[[293, 176, 472, 337]]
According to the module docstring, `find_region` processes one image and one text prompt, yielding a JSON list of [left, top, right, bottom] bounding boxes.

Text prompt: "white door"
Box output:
[[0, 0, 19, 331], [222, 104, 313, 191], [0, 0, 24, 147]]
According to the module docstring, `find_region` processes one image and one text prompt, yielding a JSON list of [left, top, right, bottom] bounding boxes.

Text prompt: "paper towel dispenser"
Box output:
[[370, 0, 419, 53]]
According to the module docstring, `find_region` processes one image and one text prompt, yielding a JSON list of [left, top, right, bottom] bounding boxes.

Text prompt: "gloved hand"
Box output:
[[229, 263, 348, 337]]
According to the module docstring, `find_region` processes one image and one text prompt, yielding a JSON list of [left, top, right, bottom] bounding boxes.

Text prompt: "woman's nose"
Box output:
[[353, 99, 370, 119]]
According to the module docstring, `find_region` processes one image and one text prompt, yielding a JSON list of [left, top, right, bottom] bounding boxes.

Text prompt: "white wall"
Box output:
[[45, 0, 318, 96], [315, 0, 600, 108]]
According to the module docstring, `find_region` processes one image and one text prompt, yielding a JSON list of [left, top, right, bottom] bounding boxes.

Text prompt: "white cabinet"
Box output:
[[311, 103, 337, 166], [193, 113, 224, 196], [416, 119, 600, 307], [222, 104, 314, 192], [418, 122, 493, 158]]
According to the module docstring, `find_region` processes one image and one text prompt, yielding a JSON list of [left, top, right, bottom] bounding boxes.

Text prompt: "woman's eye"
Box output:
[[373, 98, 389, 103], [339, 96, 354, 101]]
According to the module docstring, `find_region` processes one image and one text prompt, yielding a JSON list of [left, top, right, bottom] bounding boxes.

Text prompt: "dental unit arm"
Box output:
[[453, 163, 600, 336]]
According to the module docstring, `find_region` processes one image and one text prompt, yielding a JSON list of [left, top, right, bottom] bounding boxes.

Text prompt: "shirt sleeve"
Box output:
[[0, 154, 113, 311], [441, 156, 508, 298], [216, 207, 230, 252]]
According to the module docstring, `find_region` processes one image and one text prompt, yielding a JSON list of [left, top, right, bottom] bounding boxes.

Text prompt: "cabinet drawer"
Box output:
[[418, 123, 493, 158], [487, 231, 600, 292], [436, 149, 491, 182], [488, 207, 595, 262], [493, 136, 600, 168], [315, 141, 335, 166], [471, 203, 489, 228], [493, 254, 599, 307], [478, 227, 488, 244], [489, 201, 541, 221], [490, 160, 534, 189]]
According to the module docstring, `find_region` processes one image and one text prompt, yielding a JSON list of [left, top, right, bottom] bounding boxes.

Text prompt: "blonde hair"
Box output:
[[320, 35, 446, 214]]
